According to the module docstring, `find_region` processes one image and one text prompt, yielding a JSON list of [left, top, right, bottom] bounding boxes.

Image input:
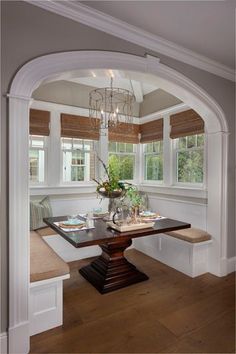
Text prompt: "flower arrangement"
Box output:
[[93, 156, 126, 198], [93, 156, 142, 223]]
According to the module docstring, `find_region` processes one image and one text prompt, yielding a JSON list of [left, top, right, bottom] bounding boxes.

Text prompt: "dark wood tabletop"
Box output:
[[44, 216, 191, 248]]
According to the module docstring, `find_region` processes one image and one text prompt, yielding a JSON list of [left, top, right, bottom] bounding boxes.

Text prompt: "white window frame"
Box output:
[[29, 135, 48, 186], [61, 137, 98, 185], [172, 133, 206, 188], [108, 141, 137, 183], [142, 140, 164, 185], [28, 102, 207, 197]]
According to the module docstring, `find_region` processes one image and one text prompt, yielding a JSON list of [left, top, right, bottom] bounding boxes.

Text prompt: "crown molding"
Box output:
[[25, 0, 234, 82]]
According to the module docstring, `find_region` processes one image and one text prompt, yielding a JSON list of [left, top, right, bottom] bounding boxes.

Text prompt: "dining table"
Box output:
[[43, 215, 191, 294]]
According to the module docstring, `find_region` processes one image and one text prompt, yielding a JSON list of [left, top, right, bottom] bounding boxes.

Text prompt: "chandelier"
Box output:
[[89, 77, 135, 132]]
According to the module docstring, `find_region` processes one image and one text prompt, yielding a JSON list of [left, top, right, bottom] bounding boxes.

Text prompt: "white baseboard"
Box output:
[[221, 256, 236, 276], [8, 321, 29, 354], [0, 332, 8, 354], [227, 257, 236, 274]]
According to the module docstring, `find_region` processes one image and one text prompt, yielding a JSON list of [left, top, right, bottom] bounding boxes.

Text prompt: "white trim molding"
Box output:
[[220, 256, 236, 276], [0, 332, 8, 354], [8, 50, 229, 353], [24, 0, 234, 82]]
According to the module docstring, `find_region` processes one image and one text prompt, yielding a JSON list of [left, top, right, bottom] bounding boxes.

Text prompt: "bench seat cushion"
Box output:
[[165, 227, 211, 243], [36, 227, 57, 237], [30, 231, 69, 282]]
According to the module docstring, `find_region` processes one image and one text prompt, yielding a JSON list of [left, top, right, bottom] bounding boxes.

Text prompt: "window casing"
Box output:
[[61, 138, 96, 183], [143, 141, 163, 182], [29, 135, 47, 184], [173, 134, 204, 185], [108, 142, 136, 181]]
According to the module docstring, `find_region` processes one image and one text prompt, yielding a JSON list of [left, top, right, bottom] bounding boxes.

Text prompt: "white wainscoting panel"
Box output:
[[50, 195, 108, 216], [30, 275, 69, 336], [148, 195, 207, 229], [43, 235, 102, 262], [134, 193, 210, 277], [134, 234, 212, 277]]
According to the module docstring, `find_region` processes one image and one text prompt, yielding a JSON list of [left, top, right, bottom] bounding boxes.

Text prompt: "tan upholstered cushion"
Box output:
[[36, 227, 57, 237], [30, 231, 69, 282], [165, 227, 211, 243]]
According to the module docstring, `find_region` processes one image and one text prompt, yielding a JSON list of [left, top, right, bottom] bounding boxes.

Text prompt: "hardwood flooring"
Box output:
[[30, 249, 235, 353]]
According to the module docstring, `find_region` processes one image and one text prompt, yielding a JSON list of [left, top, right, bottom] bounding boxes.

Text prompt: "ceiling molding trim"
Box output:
[[25, 0, 234, 82]]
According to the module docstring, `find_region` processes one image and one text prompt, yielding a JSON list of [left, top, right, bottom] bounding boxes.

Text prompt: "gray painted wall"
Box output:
[[1, 1, 235, 333]]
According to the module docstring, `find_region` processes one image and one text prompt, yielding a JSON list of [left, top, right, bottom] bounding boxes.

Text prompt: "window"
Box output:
[[62, 138, 96, 182], [174, 134, 204, 184], [108, 142, 136, 180], [144, 141, 163, 181], [29, 135, 47, 184]]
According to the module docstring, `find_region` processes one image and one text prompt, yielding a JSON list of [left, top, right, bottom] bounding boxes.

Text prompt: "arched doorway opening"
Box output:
[[8, 51, 228, 354]]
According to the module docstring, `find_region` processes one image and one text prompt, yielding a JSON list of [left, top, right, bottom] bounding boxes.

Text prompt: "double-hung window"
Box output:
[[144, 140, 163, 182], [29, 135, 47, 184], [108, 142, 136, 181], [62, 138, 96, 183], [174, 134, 204, 184]]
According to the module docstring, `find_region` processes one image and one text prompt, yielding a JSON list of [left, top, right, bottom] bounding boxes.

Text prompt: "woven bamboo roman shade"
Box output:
[[108, 123, 140, 144], [170, 109, 204, 139], [30, 109, 50, 136], [139, 118, 163, 143], [61, 114, 99, 140]]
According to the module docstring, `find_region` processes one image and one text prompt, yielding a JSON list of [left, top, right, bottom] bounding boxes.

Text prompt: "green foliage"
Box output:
[[146, 155, 163, 180], [125, 185, 142, 207], [178, 150, 203, 183], [109, 154, 134, 180], [93, 156, 124, 194]]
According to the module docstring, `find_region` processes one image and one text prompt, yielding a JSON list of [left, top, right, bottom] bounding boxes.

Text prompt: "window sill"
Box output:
[[139, 184, 207, 200], [30, 184, 97, 196]]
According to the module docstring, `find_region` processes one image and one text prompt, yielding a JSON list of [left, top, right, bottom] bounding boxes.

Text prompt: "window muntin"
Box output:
[[108, 142, 136, 181], [144, 141, 163, 181], [62, 138, 95, 183], [175, 134, 204, 184], [29, 135, 46, 184]]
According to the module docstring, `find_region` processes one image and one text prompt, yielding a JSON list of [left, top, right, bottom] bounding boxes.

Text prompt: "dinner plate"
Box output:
[[140, 211, 157, 218], [62, 219, 85, 226]]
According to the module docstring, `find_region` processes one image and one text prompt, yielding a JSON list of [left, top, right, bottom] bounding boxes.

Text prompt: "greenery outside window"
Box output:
[[62, 138, 95, 182], [144, 141, 163, 181], [108, 142, 136, 180], [29, 135, 47, 184], [174, 134, 204, 184]]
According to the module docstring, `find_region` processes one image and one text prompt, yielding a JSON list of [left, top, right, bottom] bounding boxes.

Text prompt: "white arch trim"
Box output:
[[8, 51, 229, 354]]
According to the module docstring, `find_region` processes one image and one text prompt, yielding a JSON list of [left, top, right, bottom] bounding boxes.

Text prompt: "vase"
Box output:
[[98, 188, 125, 199]]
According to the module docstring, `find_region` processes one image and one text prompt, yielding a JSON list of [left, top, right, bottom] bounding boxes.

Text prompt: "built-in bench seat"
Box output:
[[36, 226, 57, 237], [30, 231, 70, 336], [165, 227, 211, 243], [134, 227, 212, 278]]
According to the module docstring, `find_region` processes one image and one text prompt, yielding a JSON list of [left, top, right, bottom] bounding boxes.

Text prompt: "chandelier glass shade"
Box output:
[[89, 78, 135, 131]]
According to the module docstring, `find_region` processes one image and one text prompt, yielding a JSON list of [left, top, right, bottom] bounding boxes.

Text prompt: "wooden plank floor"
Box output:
[[30, 249, 235, 353]]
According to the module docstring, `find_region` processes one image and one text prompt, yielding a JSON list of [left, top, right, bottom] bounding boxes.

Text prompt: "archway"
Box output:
[[8, 51, 229, 354]]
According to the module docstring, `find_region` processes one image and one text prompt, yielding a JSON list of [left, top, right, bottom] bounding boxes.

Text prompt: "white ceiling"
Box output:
[[80, 1, 235, 68], [67, 69, 158, 102]]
